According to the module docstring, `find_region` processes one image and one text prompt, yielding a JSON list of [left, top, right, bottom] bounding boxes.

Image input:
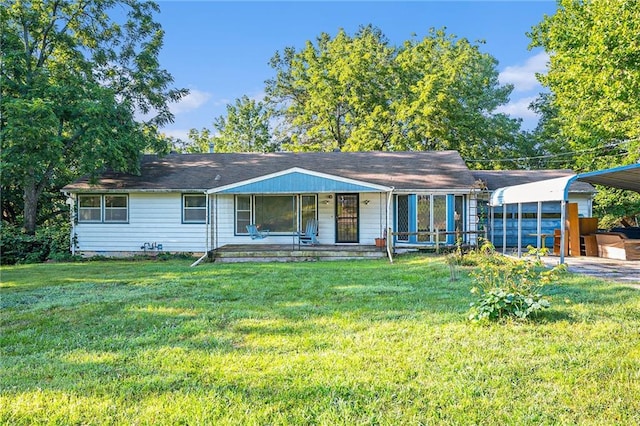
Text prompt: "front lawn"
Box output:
[[1, 256, 639, 425]]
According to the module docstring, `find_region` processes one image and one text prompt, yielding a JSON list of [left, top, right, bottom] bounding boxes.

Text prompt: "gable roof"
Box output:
[[473, 169, 595, 193], [208, 167, 392, 194], [63, 151, 479, 192]]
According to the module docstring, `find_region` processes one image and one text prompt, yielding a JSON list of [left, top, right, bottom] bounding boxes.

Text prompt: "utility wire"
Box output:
[[464, 140, 633, 163]]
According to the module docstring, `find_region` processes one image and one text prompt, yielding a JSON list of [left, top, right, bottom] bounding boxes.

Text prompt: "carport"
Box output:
[[489, 163, 640, 264]]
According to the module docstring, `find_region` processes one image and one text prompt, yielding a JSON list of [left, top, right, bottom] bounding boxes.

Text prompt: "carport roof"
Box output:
[[490, 163, 640, 206]]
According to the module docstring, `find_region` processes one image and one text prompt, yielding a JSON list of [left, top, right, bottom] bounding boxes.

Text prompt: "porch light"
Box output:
[[363, 199, 371, 205]]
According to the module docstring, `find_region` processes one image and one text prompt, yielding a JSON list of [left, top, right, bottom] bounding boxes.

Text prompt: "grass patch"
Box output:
[[2, 255, 640, 425]]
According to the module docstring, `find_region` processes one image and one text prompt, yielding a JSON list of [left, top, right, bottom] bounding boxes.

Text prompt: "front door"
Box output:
[[336, 193, 359, 243]]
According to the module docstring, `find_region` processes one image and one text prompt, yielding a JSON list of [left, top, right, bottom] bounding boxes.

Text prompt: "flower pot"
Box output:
[[375, 238, 386, 248]]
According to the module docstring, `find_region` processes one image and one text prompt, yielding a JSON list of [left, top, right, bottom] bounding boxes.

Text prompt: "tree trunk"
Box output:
[[23, 178, 40, 235]]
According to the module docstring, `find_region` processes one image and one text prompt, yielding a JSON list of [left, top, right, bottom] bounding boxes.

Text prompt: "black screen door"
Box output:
[[336, 194, 359, 243]]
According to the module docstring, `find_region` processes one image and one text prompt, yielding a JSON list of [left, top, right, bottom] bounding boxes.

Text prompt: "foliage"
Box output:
[[2, 257, 640, 424], [529, 0, 640, 224], [212, 95, 278, 152], [0, 221, 74, 265], [1, 0, 187, 234], [468, 243, 566, 321], [529, 0, 640, 168], [592, 188, 640, 229], [265, 25, 523, 159]]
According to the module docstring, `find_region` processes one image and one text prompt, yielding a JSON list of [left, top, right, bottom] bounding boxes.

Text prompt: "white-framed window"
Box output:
[[104, 195, 128, 222], [77, 194, 128, 223], [235, 194, 317, 235], [78, 195, 102, 222], [235, 195, 252, 234], [183, 194, 207, 223]]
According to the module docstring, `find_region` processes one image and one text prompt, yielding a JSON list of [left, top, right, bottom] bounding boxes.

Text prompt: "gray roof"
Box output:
[[473, 169, 596, 193], [63, 151, 480, 192]]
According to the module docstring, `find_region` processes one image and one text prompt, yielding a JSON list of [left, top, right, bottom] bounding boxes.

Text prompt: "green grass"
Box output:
[[1, 255, 640, 425]]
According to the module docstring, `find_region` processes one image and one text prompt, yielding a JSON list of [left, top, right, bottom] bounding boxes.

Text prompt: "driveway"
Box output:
[[540, 255, 640, 285]]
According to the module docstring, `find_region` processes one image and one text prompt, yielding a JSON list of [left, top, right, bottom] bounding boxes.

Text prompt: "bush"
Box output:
[[468, 243, 566, 322], [0, 222, 73, 265]]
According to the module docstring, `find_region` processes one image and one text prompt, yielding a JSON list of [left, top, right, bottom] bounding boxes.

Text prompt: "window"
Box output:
[[78, 194, 128, 223], [183, 194, 207, 223], [78, 195, 102, 222], [105, 195, 128, 222], [300, 195, 317, 233], [235, 194, 317, 235], [255, 195, 296, 233], [236, 195, 252, 234]]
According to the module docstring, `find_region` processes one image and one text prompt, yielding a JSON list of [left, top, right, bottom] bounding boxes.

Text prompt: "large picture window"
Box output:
[[78, 194, 128, 223], [183, 194, 207, 223], [255, 195, 297, 233], [235, 194, 317, 235]]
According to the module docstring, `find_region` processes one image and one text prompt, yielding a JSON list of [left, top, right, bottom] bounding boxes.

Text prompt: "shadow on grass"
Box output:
[[3, 256, 640, 401]]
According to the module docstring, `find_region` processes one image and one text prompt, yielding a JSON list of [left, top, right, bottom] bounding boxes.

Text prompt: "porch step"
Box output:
[[211, 244, 386, 263]]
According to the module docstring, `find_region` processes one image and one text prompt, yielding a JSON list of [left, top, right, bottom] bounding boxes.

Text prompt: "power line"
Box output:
[[464, 140, 634, 163]]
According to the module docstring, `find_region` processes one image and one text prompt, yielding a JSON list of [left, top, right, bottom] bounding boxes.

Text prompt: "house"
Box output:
[[62, 151, 486, 258], [472, 169, 596, 248], [62, 151, 601, 260]]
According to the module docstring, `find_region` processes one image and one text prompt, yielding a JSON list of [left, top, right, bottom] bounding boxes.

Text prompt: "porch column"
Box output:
[[386, 188, 394, 263]]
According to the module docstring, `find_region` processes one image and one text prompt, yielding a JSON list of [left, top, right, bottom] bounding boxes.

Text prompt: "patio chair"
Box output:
[[246, 224, 269, 240], [298, 219, 319, 246]]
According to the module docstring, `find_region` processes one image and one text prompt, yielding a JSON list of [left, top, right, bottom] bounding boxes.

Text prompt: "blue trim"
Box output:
[[217, 172, 384, 194], [446, 194, 455, 244]]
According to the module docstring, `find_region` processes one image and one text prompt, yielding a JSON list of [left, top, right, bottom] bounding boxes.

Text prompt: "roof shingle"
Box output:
[[63, 151, 480, 192]]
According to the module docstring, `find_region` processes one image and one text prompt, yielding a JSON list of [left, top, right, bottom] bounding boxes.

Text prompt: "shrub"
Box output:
[[0, 222, 73, 265], [468, 243, 566, 321]]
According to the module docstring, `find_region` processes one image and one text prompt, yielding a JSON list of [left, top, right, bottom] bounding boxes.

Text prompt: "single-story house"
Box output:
[[62, 151, 489, 258], [61, 150, 598, 260]]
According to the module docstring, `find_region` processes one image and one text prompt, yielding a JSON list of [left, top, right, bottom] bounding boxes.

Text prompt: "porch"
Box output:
[[210, 244, 387, 263]]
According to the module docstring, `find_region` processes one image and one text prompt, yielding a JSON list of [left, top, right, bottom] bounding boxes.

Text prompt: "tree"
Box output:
[[529, 0, 640, 170], [210, 95, 277, 153], [265, 25, 522, 158], [1, 0, 187, 234], [266, 25, 399, 152], [529, 0, 640, 226]]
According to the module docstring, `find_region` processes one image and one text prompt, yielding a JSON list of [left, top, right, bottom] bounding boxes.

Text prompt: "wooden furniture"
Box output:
[[583, 235, 599, 257], [567, 203, 580, 256]]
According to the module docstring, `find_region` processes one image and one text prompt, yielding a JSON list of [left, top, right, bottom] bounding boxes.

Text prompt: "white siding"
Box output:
[[358, 193, 388, 245], [75, 193, 207, 255], [569, 194, 593, 218], [210, 192, 388, 247], [76, 191, 393, 254]]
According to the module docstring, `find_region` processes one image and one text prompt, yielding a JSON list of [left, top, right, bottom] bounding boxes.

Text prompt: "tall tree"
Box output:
[[265, 25, 522, 158], [529, 0, 640, 226], [1, 0, 186, 234], [529, 0, 640, 170], [211, 95, 277, 153]]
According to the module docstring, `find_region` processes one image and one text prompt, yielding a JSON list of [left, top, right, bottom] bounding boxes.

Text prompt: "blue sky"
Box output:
[[153, 1, 558, 141]]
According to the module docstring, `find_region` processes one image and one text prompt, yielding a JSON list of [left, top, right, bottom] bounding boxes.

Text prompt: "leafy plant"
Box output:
[[0, 222, 74, 265], [468, 243, 566, 321]]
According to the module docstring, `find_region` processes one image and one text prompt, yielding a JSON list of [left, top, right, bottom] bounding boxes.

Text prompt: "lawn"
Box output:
[[1, 255, 639, 425]]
